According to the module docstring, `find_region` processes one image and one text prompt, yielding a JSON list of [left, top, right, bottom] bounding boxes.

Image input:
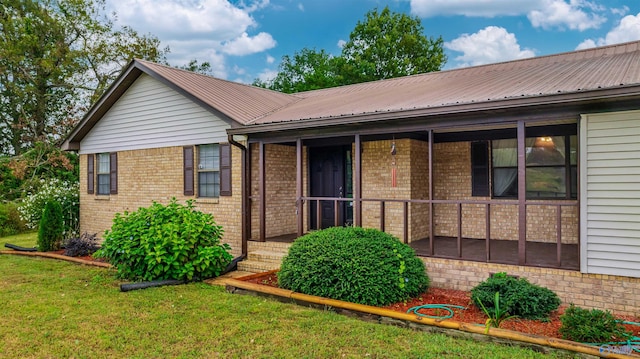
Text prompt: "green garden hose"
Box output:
[[407, 304, 466, 320], [587, 320, 640, 354]]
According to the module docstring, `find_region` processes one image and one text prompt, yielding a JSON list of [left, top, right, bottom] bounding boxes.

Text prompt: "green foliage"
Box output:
[[63, 232, 100, 257], [254, 6, 446, 93], [471, 272, 560, 320], [0, 201, 28, 237], [0, 0, 169, 156], [340, 6, 446, 84], [278, 226, 429, 306], [2, 142, 79, 201], [95, 199, 232, 281], [18, 178, 79, 238], [37, 200, 64, 251], [477, 292, 518, 332], [559, 305, 630, 343]]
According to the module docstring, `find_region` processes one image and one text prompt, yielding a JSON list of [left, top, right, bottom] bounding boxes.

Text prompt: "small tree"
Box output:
[[38, 200, 64, 251]]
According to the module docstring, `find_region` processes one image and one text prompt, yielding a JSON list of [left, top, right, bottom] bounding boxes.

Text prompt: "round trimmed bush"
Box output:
[[95, 199, 232, 282], [278, 226, 429, 306], [471, 272, 560, 320]]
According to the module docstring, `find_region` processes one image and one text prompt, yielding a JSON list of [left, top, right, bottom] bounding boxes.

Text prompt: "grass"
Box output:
[[0, 233, 579, 358]]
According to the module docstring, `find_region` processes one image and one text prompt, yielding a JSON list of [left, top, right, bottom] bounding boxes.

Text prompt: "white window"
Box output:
[[198, 144, 220, 198], [96, 153, 110, 195]]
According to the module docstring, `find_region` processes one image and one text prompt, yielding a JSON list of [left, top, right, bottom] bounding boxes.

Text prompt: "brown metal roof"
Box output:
[[135, 60, 301, 125], [64, 40, 640, 149], [248, 41, 640, 126]]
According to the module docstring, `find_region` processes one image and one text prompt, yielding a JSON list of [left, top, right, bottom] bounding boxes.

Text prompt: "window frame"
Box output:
[[96, 152, 111, 195], [488, 134, 577, 200], [197, 144, 221, 198]]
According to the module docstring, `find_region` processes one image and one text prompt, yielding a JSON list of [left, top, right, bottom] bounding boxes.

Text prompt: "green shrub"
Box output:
[[63, 232, 100, 257], [95, 199, 232, 282], [0, 201, 27, 237], [18, 178, 78, 239], [471, 272, 560, 320], [278, 226, 429, 306], [37, 200, 64, 251], [559, 305, 630, 343]]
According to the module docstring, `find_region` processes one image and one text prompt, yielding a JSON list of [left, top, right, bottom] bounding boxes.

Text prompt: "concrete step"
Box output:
[[247, 249, 287, 263], [247, 240, 293, 251], [237, 259, 280, 273]]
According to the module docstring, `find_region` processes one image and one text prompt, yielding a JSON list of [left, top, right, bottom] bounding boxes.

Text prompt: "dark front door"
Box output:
[[309, 146, 351, 229]]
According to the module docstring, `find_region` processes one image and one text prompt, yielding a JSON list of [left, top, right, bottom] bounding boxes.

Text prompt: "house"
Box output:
[[63, 40, 640, 315]]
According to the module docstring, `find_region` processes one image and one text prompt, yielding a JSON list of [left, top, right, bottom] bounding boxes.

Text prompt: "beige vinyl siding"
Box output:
[[580, 110, 640, 278], [79, 74, 230, 154]]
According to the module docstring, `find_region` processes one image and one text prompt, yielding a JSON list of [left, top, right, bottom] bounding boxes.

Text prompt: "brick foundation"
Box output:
[[424, 257, 640, 316]]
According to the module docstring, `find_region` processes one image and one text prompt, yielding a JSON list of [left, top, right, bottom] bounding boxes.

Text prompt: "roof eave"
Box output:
[[227, 86, 640, 136]]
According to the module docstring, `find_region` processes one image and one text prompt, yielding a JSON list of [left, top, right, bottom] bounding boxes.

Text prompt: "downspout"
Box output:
[[228, 134, 248, 259]]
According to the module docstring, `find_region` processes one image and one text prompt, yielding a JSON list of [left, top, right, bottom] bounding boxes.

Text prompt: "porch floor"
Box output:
[[409, 237, 579, 270]]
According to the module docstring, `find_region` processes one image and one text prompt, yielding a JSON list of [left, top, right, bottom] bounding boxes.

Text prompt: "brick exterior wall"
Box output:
[[424, 257, 640, 316], [361, 139, 430, 241], [249, 143, 298, 239], [79, 145, 243, 257]]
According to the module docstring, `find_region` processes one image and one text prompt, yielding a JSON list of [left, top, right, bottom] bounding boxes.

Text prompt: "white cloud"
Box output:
[[106, 0, 276, 80], [528, 0, 606, 31], [611, 6, 629, 17], [411, 0, 534, 17], [266, 55, 275, 64], [411, 0, 606, 31], [221, 32, 277, 56], [445, 26, 536, 67], [575, 38, 597, 50], [337, 39, 346, 49], [298, 3, 304, 11], [576, 13, 640, 50], [256, 69, 279, 83]]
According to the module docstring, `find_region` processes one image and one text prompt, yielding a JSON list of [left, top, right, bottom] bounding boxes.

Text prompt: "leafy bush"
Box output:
[[0, 201, 27, 237], [471, 272, 560, 320], [559, 305, 630, 343], [38, 200, 64, 251], [64, 232, 100, 257], [18, 178, 78, 239], [278, 226, 429, 306], [95, 199, 232, 281]]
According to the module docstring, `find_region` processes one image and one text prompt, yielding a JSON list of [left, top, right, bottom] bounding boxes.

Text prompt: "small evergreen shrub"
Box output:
[[0, 202, 27, 237], [559, 305, 630, 343], [95, 199, 232, 281], [63, 232, 100, 257], [471, 272, 560, 320], [18, 178, 79, 239], [37, 200, 64, 251], [278, 226, 429, 306]]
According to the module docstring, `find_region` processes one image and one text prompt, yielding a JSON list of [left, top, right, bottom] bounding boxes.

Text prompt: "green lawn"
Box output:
[[0, 233, 578, 358]]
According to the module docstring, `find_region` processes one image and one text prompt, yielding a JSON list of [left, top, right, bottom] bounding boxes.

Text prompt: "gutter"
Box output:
[[227, 134, 249, 258]]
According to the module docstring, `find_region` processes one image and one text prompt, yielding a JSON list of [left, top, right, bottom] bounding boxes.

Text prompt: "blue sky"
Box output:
[[106, 0, 640, 84]]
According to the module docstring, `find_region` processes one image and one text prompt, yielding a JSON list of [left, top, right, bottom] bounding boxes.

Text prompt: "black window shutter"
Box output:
[[471, 141, 490, 197], [87, 154, 94, 194], [110, 152, 118, 194], [183, 146, 194, 196], [220, 143, 232, 196]]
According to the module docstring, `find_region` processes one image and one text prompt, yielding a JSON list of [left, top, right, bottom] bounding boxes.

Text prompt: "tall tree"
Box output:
[[254, 48, 344, 93], [0, 0, 168, 156], [340, 7, 446, 84], [254, 6, 446, 93]]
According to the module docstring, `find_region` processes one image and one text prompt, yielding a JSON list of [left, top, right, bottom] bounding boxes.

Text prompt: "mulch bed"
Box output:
[[244, 272, 640, 342]]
